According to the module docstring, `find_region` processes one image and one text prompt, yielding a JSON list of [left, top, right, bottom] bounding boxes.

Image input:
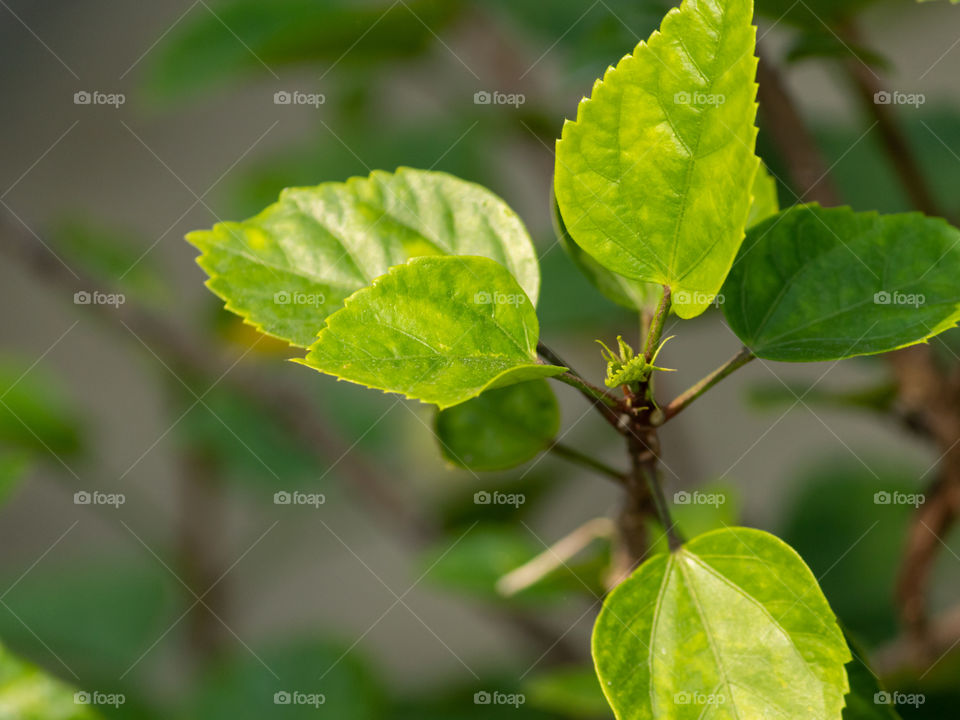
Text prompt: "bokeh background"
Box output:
[[1, 0, 960, 717]]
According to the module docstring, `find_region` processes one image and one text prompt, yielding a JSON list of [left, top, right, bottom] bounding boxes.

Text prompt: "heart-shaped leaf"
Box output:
[[723, 205, 960, 362], [187, 168, 540, 347], [299, 256, 564, 409], [593, 527, 850, 720], [434, 380, 559, 471], [555, 0, 759, 319]]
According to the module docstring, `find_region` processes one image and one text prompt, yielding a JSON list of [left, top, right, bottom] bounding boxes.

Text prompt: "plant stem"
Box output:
[[643, 285, 672, 362], [549, 442, 626, 484], [660, 346, 755, 422], [837, 22, 945, 219], [756, 46, 841, 205], [641, 465, 682, 551], [551, 372, 620, 410], [626, 426, 683, 552], [538, 342, 628, 431]]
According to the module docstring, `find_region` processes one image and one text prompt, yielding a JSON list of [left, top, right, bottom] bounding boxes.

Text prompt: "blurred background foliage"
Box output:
[[1, 0, 959, 718]]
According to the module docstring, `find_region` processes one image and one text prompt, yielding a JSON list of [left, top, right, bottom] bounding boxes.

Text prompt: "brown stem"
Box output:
[[610, 408, 679, 585], [838, 23, 944, 219], [888, 345, 960, 659], [178, 445, 227, 666], [757, 46, 842, 206]]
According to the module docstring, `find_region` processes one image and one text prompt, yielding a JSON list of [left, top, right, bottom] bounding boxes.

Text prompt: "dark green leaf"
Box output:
[[434, 380, 559, 471], [723, 205, 960, 362]]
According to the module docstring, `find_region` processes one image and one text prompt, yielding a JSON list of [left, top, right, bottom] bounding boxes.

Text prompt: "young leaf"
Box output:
[[434, 380, 559, 471], [555, 0, 759, 319], [723, 205, 960, 362], [187, 168, 540, 347], [593, 527, 850, 720], [299, 256, 564, 409]]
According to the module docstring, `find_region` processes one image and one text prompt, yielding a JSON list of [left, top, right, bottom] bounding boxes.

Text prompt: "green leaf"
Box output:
[[524, 666, 610, 718], [555, 0, 759, 319], [0, 639, 103, 719], [551, 195, 660, 312], [722, 205, 960, 362], [434, 380, 559, 471], [299, 257, 564, 409], [187, 167, 540, 348], [593, 527, 850, 720], [747, 162, 780, 228]]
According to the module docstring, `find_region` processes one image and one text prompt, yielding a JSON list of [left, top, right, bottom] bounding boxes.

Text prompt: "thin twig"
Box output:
[[661, 347, 755, 423], [549, 442, 625, 484], [497, 517, 615, 597], [538, 341, 627, 431]]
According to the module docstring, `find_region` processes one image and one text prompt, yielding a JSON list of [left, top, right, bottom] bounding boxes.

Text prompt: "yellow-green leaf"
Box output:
[[299, 257, 564, 409], [555, 0, 759, 319]]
